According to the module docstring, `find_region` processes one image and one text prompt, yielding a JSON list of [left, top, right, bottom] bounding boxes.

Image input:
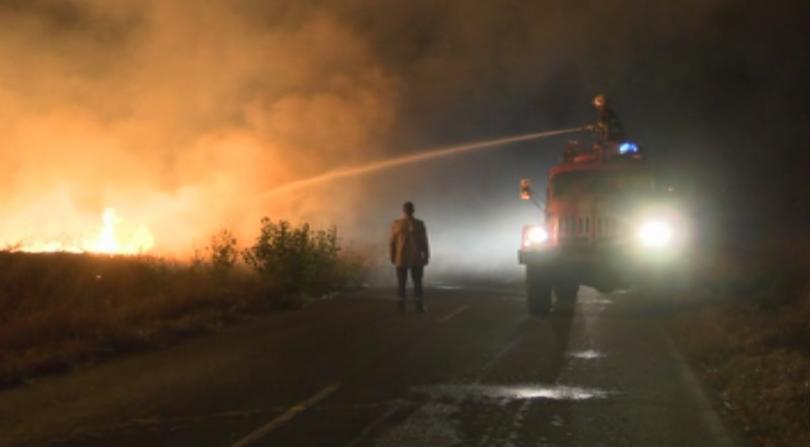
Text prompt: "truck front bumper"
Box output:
[[519, 244, 684, 290]]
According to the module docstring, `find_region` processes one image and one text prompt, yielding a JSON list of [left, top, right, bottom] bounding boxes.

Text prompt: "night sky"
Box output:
[[344, 1, 810, 230]]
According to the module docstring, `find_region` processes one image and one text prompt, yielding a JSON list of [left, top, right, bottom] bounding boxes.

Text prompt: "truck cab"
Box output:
[[518, 143, 686, 315]]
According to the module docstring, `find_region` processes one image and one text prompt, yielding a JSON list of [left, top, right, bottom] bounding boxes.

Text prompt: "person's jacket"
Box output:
[[389, 216, 429, 267]]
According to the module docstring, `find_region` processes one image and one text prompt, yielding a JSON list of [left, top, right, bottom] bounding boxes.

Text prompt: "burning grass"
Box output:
[[0, 219, 367, 388], [671, 240, 810, 447]]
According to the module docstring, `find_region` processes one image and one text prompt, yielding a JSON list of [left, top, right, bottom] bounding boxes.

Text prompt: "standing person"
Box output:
[[389, 201, 430, 312], [587, 94, 626, 150]]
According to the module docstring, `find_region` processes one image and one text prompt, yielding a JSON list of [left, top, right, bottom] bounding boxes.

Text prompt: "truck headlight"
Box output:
[[637, 220, 673, 248], [523, 226, 549, 247]]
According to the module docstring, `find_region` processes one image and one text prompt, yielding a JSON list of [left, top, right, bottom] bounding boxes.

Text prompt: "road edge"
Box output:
[[663, 329, 755, 447]]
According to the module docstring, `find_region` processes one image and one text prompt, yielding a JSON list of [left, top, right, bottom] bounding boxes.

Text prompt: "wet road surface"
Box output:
[[0, 287, 749, 446]]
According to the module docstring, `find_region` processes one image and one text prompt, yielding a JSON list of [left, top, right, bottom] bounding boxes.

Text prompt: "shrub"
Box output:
[[207, 228, 239, 274], [242, 218, 340, 296]]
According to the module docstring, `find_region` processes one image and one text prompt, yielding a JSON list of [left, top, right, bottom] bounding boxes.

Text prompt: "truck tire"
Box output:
[[526, 265, 552, 316], [554, 281, 579, 314]]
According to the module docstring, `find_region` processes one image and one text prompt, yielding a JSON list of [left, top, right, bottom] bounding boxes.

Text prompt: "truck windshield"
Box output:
[[552, 171, 654, 197]]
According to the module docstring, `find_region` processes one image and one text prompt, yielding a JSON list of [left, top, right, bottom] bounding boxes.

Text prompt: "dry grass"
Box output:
[[0, 233, 367, 387], [672, 240, 810, 447], [0, 252, 268, 387]]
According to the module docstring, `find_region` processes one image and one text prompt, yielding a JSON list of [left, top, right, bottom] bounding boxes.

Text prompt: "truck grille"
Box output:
[[596, 216, 617, 236], [558, 215, 618, 239]]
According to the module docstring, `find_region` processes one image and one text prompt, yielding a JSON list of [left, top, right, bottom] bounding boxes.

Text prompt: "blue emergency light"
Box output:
[[619, 141, 639, 154]]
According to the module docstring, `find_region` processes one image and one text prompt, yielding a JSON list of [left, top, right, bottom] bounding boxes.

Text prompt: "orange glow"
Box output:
[[0, 2, 402, 255]]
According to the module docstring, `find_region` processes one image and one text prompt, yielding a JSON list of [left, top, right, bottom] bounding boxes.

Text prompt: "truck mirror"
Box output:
[[520, 179, 533, 200]]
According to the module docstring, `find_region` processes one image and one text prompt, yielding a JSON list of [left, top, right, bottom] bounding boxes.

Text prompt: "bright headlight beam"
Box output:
[[638, 220, 673, 248], [525, 226, 549, 246]]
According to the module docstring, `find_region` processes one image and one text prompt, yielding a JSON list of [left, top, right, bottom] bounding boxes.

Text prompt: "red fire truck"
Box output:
[[518, 142, 687, 315]]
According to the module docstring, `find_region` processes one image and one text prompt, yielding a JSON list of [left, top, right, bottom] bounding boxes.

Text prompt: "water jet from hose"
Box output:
[[263, 127, 584, 197]]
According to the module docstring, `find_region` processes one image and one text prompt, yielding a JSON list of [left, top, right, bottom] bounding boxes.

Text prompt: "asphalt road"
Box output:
[[0, 286, 750, 447]]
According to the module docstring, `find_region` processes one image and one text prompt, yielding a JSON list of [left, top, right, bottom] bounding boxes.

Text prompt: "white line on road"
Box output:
[[436, 305, 469, 323], [229, 383, 341, 447], [475, 329, 524, 382], [344, 401, 402, 447]]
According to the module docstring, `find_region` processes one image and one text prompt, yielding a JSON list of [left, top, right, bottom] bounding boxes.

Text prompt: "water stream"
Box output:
[[263, 127, 584, 197]]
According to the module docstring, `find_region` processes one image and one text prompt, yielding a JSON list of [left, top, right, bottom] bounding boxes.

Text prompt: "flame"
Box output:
[[91, 208, 154, 255], [94, 208, 122, 254], [9, 208, 154, 255]]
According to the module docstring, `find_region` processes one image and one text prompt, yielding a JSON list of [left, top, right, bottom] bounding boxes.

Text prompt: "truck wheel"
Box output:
[[554, 282, 579, 314], [526, 266, 552, 316]]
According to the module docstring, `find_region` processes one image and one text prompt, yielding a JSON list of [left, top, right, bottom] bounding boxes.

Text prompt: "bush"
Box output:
[[242, 218, 341, 296], [207, 228, 239, 274]]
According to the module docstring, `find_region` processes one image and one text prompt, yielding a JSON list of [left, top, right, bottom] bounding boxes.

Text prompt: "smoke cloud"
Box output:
[[0, 1, 805, 277], [0, 0, 398, 253]]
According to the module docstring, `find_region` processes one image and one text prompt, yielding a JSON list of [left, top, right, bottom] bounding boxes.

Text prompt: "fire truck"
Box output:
[[518, 141, 686, 315]]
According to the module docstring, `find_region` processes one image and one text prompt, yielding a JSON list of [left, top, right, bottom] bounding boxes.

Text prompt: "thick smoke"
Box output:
[[0, 1, 805, 278], [0, 0, 398, 253]]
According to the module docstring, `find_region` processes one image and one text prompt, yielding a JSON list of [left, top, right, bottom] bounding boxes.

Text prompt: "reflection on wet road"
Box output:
[[413, 383, 613, 401]]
